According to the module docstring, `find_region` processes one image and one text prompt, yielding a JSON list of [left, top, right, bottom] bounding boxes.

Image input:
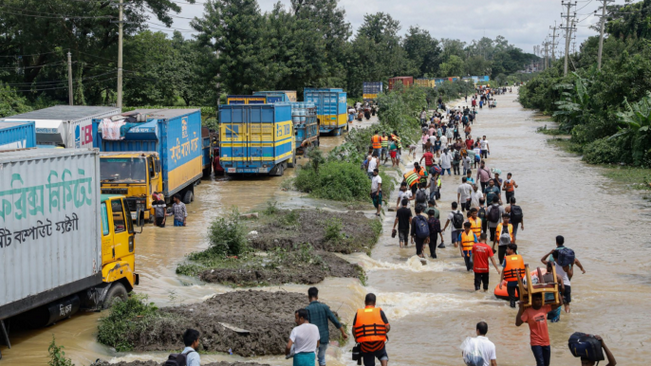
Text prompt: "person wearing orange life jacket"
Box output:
[[499, 243, 526, 308], [467, 208, 482, 237], [371, 131, 382, 157], [493, 214, 515, 264], [352, 293, 391, 366], [459, 222, 478, 271], [403, 163, 426, 195]]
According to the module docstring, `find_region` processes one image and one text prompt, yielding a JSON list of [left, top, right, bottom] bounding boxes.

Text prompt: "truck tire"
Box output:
[[103, 283, 128, 309], [287, 156, 296, 168], [271, 163, 284, 177], [183, 190, 194, 204]]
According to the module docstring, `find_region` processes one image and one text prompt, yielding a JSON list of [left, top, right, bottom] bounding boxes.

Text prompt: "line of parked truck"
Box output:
[[0, 86, 352, 359]]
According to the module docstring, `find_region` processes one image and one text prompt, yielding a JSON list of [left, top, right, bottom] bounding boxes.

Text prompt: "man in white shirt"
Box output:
[[440, 134, 448, 149], [457, 177, 473, 212], [286, 309, 320, 366], [470, 184, 483, 209], [371, 169, 383, 216], [473, 321, 497, 366], [396, 182, 413, 209], [367, 153, 378, 179], [439, 149, 452, 176], [181, 329, 201, 366], [480, 136, 490, 159]]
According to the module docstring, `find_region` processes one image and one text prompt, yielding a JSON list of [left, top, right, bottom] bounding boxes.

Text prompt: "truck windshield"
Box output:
[[100, 157, 147, 183]]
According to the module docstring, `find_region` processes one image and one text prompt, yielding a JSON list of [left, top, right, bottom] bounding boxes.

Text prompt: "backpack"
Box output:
[[413, 215, 430, 239], [415, 189, 428, 204], [488, 205, 500, 223], [452, 211, 464, 229], [557, 247, 576, 267], [165, 350, 195, 366], [477, 207, 486, 221], [430, 165, 442, 176], [510, 205, 523, 222], [568, 333, 604, 362], [453, 150, 461, 162]]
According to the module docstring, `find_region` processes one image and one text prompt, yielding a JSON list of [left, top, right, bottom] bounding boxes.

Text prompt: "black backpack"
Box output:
[[165, 350, 195, 366], [452, 211, 464, 229], [568, 333, 604, 362], [488, 205, 500, 223], [415, 189, 428, 204], [510, 205, 523, 222], [413, 215, 430, 239], [557, 247, 576, 267]]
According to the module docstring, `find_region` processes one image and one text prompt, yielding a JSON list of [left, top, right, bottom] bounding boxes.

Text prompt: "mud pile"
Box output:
[[121, 291, 342, 357], [249, 210, 379, 254], [199, 252, 360, 286]]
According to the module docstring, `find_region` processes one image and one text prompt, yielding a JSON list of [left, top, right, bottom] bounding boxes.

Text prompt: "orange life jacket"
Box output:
[[496, 223, 514, 243], [372, 135, 382, 149], [353, 307, 388, 344], [504, 179, 515, 192], [469, 217, 482, 237], [503, 254, 525, 282], [461, 231, 477, 251]]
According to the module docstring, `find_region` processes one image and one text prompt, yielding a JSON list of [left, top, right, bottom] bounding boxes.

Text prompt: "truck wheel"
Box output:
[[288, 156, 296, 168], [103, 283, 128, 309], [272, 163, 284, 176], [183, 190, 194, 204]]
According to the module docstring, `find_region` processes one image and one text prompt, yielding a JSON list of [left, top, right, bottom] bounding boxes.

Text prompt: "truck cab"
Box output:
[[100, 153, 163, 225]]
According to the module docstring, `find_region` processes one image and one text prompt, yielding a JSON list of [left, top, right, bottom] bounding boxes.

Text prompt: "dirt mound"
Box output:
[[122, 291, 341, 357], [92, 361, 268, 366], [249, 210, 380, 254], [199, 252, 360, 286]]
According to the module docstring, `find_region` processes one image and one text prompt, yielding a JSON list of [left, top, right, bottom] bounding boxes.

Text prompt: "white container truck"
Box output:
[[1, 105, 120, 148], [0, 149, 139, 359]]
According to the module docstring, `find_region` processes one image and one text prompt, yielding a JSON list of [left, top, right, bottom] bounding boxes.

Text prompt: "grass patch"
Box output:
[[536, 125, 566, 136], [97, 294, 177, 352], [547, 137, 583, 154]]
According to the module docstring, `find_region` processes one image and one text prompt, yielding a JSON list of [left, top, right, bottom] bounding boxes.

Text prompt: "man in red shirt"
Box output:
[[465, 136, 474, 151], [471, 233, 501, 291], [419, 150, 435, 171], [515, 293, 562, 366]]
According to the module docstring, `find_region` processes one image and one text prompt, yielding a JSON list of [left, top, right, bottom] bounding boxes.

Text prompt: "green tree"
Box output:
[[439, 55, 464, 77], [403, 26, 442, 78]]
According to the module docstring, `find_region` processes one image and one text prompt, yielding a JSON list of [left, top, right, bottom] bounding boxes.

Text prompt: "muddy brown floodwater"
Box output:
[[5, 96, 651, 366]]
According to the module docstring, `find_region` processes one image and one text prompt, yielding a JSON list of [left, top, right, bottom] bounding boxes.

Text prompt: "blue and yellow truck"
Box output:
[[226, 95, 267, 105], [219, 104, 295, 176], [92, 109, 206, 224], [303, 88, 348, 136]]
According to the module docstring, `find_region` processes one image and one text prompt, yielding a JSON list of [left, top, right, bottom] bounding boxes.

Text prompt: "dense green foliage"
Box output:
[[0, 0, 536, 112], [519, 0, 651, 168]]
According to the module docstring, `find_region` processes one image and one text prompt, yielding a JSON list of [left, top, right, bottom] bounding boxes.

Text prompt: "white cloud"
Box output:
[[161, 0, 628, 54]]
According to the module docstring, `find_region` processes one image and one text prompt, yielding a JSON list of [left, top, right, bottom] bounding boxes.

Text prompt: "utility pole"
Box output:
[[561, 1, 577, 76], [544, 41, 549, 70], [67, 51, 73, 106], [596, 0, 614, 70], [117, 0, 124, 108], [549, 22, 559, 62]]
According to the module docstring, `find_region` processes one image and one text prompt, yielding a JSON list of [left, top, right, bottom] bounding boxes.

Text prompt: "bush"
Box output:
[[48, 336, 75, 366], [97, 294, 170, 352], [207, 210, 248, 257], [582, 138, 625, 165], [294, 160, 371, 201]]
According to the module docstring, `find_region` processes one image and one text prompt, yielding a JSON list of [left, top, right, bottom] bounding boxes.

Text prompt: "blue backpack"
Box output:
[[413, 215, 430, 239], [568, 333, 604, 362], [557, 248, 576, 267]]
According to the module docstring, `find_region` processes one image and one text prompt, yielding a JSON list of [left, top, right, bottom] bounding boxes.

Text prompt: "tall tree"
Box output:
[[403, 26, 442, 77]]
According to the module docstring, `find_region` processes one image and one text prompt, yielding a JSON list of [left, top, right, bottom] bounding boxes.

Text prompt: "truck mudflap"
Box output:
[[102, 261, 137, 289]]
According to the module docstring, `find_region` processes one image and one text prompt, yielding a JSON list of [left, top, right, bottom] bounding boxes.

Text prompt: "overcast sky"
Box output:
[[160, 0, 629, 56]]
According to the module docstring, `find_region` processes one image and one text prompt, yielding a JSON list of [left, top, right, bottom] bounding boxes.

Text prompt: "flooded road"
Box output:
[[5, 96, 651, 366]]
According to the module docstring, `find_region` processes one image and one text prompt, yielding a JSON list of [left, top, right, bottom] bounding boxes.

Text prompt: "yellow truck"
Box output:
[[0, 149, 139, 358], [92, 109, 205, 224]]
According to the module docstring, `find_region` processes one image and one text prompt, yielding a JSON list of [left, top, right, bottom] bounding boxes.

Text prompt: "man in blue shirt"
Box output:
[[305, 287, 348, 366], [182, 329, 201, 366]]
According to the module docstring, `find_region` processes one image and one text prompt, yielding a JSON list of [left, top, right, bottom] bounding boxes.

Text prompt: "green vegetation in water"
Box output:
[[48, 336, 75, 366], [536, 125, 565, 136], [97, 294, 173, 352]]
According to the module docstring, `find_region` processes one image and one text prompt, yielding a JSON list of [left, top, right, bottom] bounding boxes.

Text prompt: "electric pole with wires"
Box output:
[[561, 1, 577, 76], [117, 0, 124, 108], [596, 0, 615, 70]]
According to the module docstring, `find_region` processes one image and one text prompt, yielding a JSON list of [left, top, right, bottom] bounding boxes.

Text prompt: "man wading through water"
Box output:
[[353, 293, 390, 366], [306, 287, 347, 366], [286, 309, 320, 366]]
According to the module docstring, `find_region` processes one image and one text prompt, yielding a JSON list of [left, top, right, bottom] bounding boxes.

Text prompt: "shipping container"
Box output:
[[3, 106, 119, 149], [0, 121, 36, 150], [388, 77, 414, 91], [253, 90, 297, 103], [0, 149, 102, 319], [415, 79, 436, 88], [226, 95, 267, 105], [285, 102, 318, 154], [363, 82, 383, 101], [219, 104, 295, 176], [434, 78, 445, 85], [303, 88, 347, 135], [92, 109, 203, 216]]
